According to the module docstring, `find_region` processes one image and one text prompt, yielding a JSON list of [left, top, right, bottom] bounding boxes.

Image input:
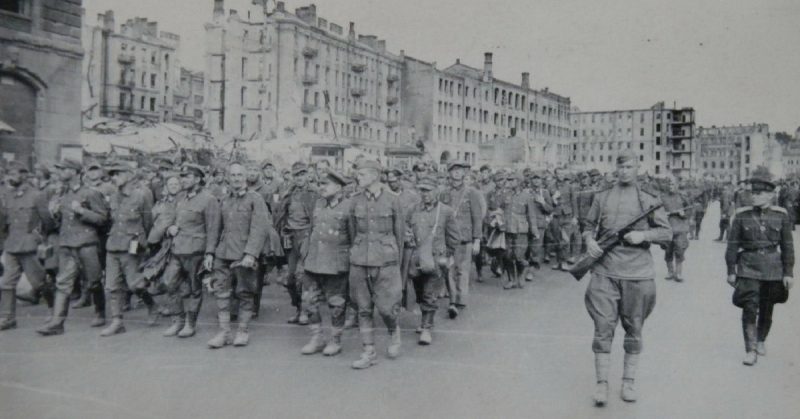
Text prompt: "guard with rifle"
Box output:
[[578, 150, 671, 406]]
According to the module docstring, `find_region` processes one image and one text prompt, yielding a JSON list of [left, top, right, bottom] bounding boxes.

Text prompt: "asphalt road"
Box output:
[[1, 203, 799, 419]]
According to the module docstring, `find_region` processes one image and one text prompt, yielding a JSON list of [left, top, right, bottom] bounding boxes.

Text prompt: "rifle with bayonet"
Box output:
[[569, 204, 663, 281]]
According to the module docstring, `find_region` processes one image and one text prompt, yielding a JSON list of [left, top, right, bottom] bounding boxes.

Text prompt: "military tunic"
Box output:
[[0, 184, 54, 292]]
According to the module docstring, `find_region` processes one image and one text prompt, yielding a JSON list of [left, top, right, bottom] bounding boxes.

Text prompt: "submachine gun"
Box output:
[[569, 204, 663, 281]]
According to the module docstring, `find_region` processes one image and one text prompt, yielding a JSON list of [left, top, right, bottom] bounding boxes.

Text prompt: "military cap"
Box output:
[[746, 169, 776, 193], [589, 169, 601, 177], [356, 159, 381, 171], [54, 158, 82, 172], [417, 176, 438, 191], [447, 161, 470, 171], [291, 161, 308, 175], [479, 164, 491, 172], [387, 168, 403, 178], [493, 171, 506, 182], [323, 169, 348, 186], [7, 161, 28, 173], [506, 172, 522, 182], [180, 163, 206, 178], [616, 150, 638, 164], [106, 163, 133, 175], [412, 161, 428, 172], [261, 160, 274, 170], [530, 171, 542, 179]]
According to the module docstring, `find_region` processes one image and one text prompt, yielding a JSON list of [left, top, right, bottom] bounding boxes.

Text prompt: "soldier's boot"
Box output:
[[620, 353, 639, 402], [287, 307, 302, 324], [674, 262, 684, 283], [323, 328, 343, 356], [593, 353, 611, 407], [162, 313, 185, 337], [515, 263, 525, 288], [89, 288, 106, 327], [100, 291, 126, 337], [208, 312, 233, 349], [418, 312, 434, 346], [387, 324, 402, 359], [301, 323, 326, 355], [136, 290, 160, 326], [15, 287, 41, 305], [121, 291, 132, 312], [665, 261, 675, 280], [0, 290, 18, 330], [233, 309, 252, 347], [742, 321, 758, 366], [37, 291, 69, 336], [71, 288, 91, 309], [178, 311, 197, 338], [351, 345, 378, 370], [42, 286, 55, 324]]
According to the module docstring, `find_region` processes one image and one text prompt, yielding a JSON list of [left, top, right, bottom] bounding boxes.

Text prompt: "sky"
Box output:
[[84, 0, 800, 133]]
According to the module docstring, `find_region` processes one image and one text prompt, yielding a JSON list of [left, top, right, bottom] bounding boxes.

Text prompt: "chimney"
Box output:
[[456, 58, 460, 64], [213, 0, 225, 19], [349, 22, 355, 40], [483, 52, 493, 82], [521, 72, 530, 89], [101, 10, 115, 32], [275, 1, 285, 12]]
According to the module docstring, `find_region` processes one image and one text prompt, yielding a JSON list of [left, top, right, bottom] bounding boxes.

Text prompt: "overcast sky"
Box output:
[[85, 0, 800, 133]]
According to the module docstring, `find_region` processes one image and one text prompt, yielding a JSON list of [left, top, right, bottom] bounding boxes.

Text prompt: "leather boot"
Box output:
[[593, 353, 611, 407], [301, 323, 326, 354], [621, 353, 639, 402], [15, 288, 41, 305], [673, 262, 684, 283], [387, 325, 402, 359], [0, 290, 17, 330], [351, 345, 377, 369], [137, 290, 160, 326], [323, 328, 343, 356], [178, 311, 197, 338], [100, 291, 125, 336], [208, 299, 232, 349], [71, 288, 91, 309], [90, 288, 106, 327], [163, 313, 185, 337], [665, 261, 674, 280], [37, 291, 69, 336], [233, 309, 252, 347], [742, 321, 758, 366]]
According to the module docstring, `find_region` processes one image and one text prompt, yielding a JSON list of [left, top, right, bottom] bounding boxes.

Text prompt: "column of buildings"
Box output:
[[82, 11, 205, 129], [568, 102, 696, 177], [205, 1, 571, 168], [205, 1, 406, 168], [695, 123, 783, 182], [0, 0, 85, 164]]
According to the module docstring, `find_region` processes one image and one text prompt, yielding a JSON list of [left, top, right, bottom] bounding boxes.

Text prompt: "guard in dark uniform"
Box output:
[[715, 183, 735, 241], [725, 172, 793, 366]]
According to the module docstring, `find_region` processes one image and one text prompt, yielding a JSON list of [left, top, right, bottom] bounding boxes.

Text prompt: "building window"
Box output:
[[704, 161, 708, 169], [241, 87, 247, 106], [140, 96, 145, 109], [0, 0, 29, 15], [151, 74, 156, 88], [640, 143, 644, 150], [656, 152, 660, 160], [303, 117, 309, 128], [242, 57, 248, 78], [150, 98, 156, 111]]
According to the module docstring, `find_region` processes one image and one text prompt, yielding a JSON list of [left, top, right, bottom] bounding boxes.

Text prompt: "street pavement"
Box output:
[[1, 203, 799, 419]]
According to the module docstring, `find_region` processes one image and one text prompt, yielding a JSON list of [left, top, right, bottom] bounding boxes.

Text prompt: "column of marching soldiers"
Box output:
[[0, 155, 796, 394]]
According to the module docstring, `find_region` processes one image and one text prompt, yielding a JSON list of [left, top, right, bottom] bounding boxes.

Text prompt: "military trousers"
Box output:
[[302, 272, 348, 328], [350, 264, 402, 345], [105, 252, 147, 293], [162, 253, 205, 315], [448, 243, 471, 307], [732, 278, 788, 349], [284, 229, 309, 308], [411, 267, 445, 314], [211, 258, 259, 314], [54, 245, 103, 294], [664, 232, 689, 263], [0, 252, 46, 291], [585, 273, 656, 354]]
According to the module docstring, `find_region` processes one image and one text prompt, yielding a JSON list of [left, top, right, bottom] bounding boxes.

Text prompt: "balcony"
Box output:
[[386, 73, 399, 83], [385, 120, 399, 128], [670, 131, 691, 139], [350, 113, 366, 123], [351, 63, 366, 73], [302, 46, 318, 58], [302, 75, 318, 85], [350, 88, 365, 97], [301, 103, 318, 114], [118, 54, 134, 64], [386, 96, 399, 106]]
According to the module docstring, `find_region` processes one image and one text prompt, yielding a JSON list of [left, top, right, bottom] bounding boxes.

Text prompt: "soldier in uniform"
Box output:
[[716, 182, 735, 241], [299, 170, 352, 356], [160, 164, 221, 339], [576, 172, 595, 254], [37, 159, 111, 336], [552, 172, 580, 270], [778, 179, 798, 229], [207, 163, 269, 349], [438, 162, 483, 319], [0, 162, 55, 330], [405, 175, 457, 345], [525, 172, 553, 276], [660, 178, 691, 282], [386, 168, 420, 309], [496, 172, 539, 289], [99, 164, 159, 336], [725, 172, 793, 366], [348, 159, 405, 369], [582, 150, 671, 405], [275, 162, 318, 325]]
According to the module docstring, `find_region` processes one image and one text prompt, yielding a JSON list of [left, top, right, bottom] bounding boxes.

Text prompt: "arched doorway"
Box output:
[[0, 72, 38, 165], [439, 150, 451, 165]]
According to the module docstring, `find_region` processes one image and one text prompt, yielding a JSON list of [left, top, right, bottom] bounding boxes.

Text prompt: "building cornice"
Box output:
[[0, 29, 83, 59]]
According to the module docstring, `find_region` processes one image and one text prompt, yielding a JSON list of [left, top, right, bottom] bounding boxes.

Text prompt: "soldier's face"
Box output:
[[59, 167, 76, 181], [111, 171, 130, 187], [356, 168, 379, 187], [294, 171, 309, 186], [386, 174, 401, 191], [166, 177, 181, 195], [318, 178, 341, 198], [616, 160, 638, 184], [449, 168, 464, 182], [420, 187, 436, 204], [228, 165, 246, 190], [752, 190, 774, 207], [6, 169, 23, 186], [262, 167, 274, 179], [180, 173, 198, 190], [246, 167, 260, 183]]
